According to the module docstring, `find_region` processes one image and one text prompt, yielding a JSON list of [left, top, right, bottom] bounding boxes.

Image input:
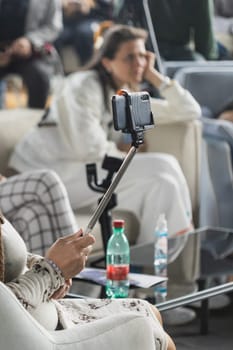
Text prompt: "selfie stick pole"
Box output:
[[141, 0, 164, 74], [84, 145, 137, 236]]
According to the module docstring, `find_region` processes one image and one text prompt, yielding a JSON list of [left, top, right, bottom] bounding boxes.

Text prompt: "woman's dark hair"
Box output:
[[84, 24, 148, 107]]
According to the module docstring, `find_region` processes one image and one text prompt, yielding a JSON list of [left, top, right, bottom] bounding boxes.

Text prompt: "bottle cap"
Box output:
[[113, 219, 125, 228]]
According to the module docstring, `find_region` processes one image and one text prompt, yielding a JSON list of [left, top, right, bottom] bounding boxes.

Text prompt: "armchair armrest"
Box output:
[[202, 118, 233, 155], [0, 282, 159, 350], [0, 108, 43, 174], [52, 312, 158, 350], [145, 119, 202, 220], [201, 118, 233, 227], [200, 136, 233, 228]]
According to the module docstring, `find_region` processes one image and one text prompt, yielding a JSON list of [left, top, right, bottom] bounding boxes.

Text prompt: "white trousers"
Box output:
[[62, 152, 193, 243]]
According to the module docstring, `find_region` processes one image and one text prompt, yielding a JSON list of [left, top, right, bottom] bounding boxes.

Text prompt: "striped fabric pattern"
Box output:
[[0, 170, 78, 255]]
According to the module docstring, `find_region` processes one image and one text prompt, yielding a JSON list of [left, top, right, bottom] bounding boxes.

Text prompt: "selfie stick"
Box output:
[[84, 89, 154, 258]]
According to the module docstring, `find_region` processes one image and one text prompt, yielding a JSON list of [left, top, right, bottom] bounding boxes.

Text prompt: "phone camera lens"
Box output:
[[141, 94, 149, 101]]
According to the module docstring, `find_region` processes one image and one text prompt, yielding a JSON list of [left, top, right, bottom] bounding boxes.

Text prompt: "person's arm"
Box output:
[[54, 72, 126, 161], [151, 81, 202, 124], [143, 52, 201, 124], [63, 0, 95, 17], [6, 257, 65, 310], [6, 230, 95, 311], [9, 0, 63, 59], [8, 38, 33, 59], [25, 0, 63, 49]]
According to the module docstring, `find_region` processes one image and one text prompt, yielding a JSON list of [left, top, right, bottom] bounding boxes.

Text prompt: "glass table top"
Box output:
[[71, 226, 233, 298], [70, 226, 233, 334]]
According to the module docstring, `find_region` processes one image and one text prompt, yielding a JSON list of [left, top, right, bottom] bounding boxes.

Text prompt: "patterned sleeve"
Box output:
[[6, 258, 65, 311], [27, 252, 43, 268]]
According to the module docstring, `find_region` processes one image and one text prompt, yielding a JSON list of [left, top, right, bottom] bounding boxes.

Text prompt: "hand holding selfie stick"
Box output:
[[84, 90, 154, 256]]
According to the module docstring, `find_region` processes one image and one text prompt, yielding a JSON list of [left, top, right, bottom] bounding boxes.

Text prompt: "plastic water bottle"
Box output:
[[106, 219, 130, 298], [154, 214, 168, 303]]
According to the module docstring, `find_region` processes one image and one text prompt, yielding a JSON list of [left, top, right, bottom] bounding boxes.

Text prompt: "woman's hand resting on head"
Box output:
[[143, 51, 168, 89], [45, 229, 95, 280]]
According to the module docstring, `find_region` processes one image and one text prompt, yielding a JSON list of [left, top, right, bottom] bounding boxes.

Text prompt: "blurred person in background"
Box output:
[[0, 0, 63, 108], [55, 0, 114, 66], [148, 0, 219, 61]]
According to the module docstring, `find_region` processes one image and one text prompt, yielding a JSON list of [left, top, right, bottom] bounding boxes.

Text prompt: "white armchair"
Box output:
[[0, 107, 202, 298], [145, 119, 202, 221], [0, 282, 158, 350]]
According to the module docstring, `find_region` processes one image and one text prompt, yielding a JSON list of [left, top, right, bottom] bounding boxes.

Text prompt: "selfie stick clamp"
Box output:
[[86, 156, 122, 255]]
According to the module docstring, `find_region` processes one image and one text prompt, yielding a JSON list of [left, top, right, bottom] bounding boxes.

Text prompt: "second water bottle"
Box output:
[[154, 213, 168, 303]]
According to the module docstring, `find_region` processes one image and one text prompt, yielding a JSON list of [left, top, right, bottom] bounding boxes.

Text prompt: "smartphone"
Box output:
[[112, 91, 154, 133]]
